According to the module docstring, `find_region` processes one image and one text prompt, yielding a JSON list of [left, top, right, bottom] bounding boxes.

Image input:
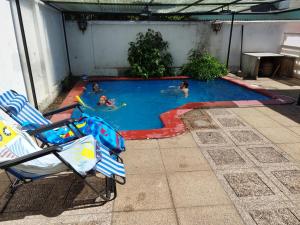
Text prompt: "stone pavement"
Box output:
[[112, 105, 300, 225], [0, 76, 299, 224]]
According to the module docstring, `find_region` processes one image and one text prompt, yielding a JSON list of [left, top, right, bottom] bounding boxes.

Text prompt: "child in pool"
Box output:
[[180, 81, 189, 98], [92, 82, 102, 93], [98, 95, 115, 108]]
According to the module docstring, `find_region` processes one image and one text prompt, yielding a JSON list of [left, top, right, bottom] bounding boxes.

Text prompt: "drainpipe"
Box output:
[[15, 0, 38, 109], [240, 25, 244, 71], [226, 12, 235, 69], [62, 12, 72, 76]]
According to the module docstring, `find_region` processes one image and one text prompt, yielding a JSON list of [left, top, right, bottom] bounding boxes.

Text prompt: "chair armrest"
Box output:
[[0, 146, 62, 170], [27, 118, 77, 136], [43, 103, 82, 117]]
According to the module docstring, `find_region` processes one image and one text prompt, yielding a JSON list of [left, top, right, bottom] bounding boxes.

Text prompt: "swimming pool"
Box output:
[[72, 78, 270, 131]]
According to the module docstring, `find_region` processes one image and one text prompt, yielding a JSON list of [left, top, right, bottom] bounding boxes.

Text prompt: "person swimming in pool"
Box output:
[[92, 82, 102, 93], [180, 81, 189, 98], [98, 95, 115, 108]]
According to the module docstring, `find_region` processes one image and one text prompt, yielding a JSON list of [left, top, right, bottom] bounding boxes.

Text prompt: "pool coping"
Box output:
[[50, 76, 295, 140]]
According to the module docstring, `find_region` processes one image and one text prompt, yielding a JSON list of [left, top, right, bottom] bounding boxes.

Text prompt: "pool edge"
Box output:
[[50, 75, 295, 140]]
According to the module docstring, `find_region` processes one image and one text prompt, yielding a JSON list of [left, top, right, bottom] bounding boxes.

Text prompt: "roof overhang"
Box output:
[[42, 0, 300, 16]]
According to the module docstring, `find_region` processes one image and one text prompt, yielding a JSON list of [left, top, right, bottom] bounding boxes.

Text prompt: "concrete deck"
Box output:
[[0, 76, 300, 224]]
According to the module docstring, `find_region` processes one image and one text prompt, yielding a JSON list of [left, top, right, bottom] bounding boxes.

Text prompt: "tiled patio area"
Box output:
[[0, 76, 300, 224]]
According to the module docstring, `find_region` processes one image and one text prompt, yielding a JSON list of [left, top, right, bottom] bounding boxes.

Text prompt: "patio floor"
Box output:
[[0, 75, 300, 224]]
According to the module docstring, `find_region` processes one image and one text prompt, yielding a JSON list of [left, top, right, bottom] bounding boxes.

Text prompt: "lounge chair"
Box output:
[[0, 118, 126, 212], [0, 90, 125, 153]]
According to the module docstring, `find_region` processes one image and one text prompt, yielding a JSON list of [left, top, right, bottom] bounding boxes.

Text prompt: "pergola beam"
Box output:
[[43, 0, 282, 7], [237, 0, 286, 13], [42, 0, 296, 16], [209, 0, 243, 13], [175, 0, 205, 13]]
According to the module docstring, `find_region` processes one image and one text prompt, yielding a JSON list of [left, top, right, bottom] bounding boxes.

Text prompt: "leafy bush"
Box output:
[[181, 49, 228, 80], [128, 29, 173, 78]]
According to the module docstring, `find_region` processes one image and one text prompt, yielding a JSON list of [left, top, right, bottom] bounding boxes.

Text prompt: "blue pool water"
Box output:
[[72, 79, 269, 131]]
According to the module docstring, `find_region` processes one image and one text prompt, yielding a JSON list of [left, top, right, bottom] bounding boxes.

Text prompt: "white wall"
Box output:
[[66, 20, 300, 76], [0, 0, 27, 96], [17, 0, 69, 110]]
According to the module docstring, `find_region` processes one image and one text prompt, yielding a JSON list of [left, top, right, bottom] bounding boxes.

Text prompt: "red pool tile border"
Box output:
[[51, 76, 295, 140]]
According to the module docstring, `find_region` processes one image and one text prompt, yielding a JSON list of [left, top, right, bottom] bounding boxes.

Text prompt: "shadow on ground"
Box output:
[[0, 173, 109, 222], [263, 88, 300, 123]]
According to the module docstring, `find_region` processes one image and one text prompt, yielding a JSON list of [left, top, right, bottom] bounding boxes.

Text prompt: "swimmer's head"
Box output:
[[181, 81, 189, 88], [98, 95, 107, 105]]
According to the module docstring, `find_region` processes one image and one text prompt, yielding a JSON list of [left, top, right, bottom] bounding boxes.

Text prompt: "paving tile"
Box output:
[[270, 105, 300, 116], [271, 115, 300, 127], [0, 181, 10, 199], [288, 127, 300, 136], [255, 107, 285, 117], [206, 108, 233, 117], [225, 129, 270, 146], [4, 183, 54, 213], [240, 145, 293, 168], [278, 143, 300, 162], [183, 109, 207, 119], [176, 205, 244, 225], [58, 201, 113, 216], [214, 117, 248, 129], [0, 213, 112, 225], [249, 207, 300, 225], [0, 174, 111, 217], [112, 209, 177, 225], [217, 168, 288, 204], [0, 172, 10, 183], [246, 146, 289, 163], [272, 170, 300, 194], [234, 201, 298, 225], [192, 129, 234, 147], [229, 108, 263, 118], [158, 133, 198, 149], [235, 115, 282, 128], [113, 173, 172, 211], [256, 127, 300, 144], [229, 107, 282, 129], [177, 205, 244, 225], [201, 146, 253, 170], [207, 147, 245, 165], [62, 176, 109, 209], [168, 171, 231, 208], [263, 165, 300, 202], [183, 116, 218, 130], [122, 148, 165, 174], [125, 139, 159, 150], [182, 109, 218, 130], [224, 172, 274, 198], [160, 147, 211, 172]]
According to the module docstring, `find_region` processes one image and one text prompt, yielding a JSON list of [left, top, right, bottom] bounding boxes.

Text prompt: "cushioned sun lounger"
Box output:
[[0, 118, 126, 211]]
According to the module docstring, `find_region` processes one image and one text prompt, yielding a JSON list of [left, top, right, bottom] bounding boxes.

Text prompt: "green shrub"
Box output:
[[181, 49, 228, 80], [128, 29, 173, 78]]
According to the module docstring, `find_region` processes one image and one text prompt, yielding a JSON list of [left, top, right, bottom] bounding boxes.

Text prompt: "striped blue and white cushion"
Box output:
[[95, 143, 126, 178], [5, 95, 27, 115], [0, 91, 50, 126]]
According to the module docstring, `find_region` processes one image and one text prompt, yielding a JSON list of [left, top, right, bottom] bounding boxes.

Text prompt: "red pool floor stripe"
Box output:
[[51, 76, 295, 140]]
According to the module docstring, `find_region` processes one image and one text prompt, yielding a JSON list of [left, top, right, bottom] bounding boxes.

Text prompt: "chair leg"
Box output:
[[0, 178, 22, 213], [82, 176, 116, 202], [105, 177, 117, 201]]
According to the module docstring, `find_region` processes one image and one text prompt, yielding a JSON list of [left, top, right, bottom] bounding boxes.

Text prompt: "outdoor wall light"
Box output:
[[211, 20, 223, 33], [77, 15, 88, 33]]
